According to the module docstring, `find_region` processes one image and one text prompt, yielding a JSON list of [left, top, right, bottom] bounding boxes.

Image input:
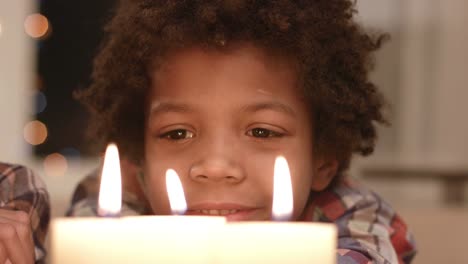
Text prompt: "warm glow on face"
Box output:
[[24, 13, 50, 38], [166, 169, 187, 215], [23, 120, 48, 145], [43, 153, 68, 177], [272, 156, 293, 221], [98, 143, 122, 216]]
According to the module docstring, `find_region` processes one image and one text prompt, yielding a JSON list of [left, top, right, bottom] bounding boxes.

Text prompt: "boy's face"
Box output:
[[143, 44, 331, 221]]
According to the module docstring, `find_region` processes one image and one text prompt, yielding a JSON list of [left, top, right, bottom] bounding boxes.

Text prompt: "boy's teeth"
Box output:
[[209, 209, 217, 215], [220, 209, 229, 215], [196, 209, 239, 215]]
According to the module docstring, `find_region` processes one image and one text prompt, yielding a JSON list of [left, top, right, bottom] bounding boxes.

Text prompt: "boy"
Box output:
[[69, 0, 417, 263], [0, 162, 50, 264]]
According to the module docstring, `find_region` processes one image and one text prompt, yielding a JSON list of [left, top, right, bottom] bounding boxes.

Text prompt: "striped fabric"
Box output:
[[68, 171, 417, 264], [0, 162, 50, 264]]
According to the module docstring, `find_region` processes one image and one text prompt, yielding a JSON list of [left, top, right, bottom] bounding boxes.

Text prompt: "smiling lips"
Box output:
[[190, 209, 241, 216], [185, 208, 257, 221], [185, 203, 259, 219]]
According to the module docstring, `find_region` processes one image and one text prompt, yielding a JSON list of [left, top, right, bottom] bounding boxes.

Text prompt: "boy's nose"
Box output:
[[189, 157, 245, 184]]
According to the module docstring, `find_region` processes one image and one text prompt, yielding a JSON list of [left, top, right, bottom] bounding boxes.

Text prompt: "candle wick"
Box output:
[[272, 213, 291, 222], [171, 209, 187, 216], [97, 208, 121, 218]]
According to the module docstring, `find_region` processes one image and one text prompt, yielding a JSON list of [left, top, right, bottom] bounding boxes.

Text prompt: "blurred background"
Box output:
[[1, 0, 467, 263]]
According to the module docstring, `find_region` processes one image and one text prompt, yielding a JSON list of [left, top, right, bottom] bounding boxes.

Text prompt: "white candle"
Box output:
[[217, 156, 337, 264], [218, 222, 337, 264], [51, 216, 226, 264], [51, 146, 336, 263], [50, 143, 225, 264]]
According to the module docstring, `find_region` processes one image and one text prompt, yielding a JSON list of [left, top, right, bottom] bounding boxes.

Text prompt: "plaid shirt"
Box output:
[[67, 172, 417, 264], [0, 162, 50, 264]]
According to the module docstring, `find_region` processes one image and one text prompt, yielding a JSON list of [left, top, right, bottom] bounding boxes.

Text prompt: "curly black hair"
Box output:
[[78, 0, 388, 177]]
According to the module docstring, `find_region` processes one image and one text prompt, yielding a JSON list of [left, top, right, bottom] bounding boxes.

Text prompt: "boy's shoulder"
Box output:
[[304, 176, 417, 263], [304, 175, 397, 223]]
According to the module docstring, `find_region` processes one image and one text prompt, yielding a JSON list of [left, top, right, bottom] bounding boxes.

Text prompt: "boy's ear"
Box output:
[[310, 157, 338, 191]]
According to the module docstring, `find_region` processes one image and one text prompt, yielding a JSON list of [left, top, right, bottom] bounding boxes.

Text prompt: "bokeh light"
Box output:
[[61, 147, 81, 158], [61, 147, 81, 166], [36, 75, 45, 91], [23, 120, 48, 145], [24, 13, 50, 39], [43, 153, 68, 177], [35, 92, 47, 114]]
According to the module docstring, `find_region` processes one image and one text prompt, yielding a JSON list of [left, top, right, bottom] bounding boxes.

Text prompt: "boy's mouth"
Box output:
[[190, 209, 240, 216], [185, 203, 259, 220]]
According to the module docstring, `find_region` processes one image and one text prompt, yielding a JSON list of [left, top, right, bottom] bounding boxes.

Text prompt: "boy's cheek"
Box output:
[[142, 164, 172, 214], [145, 185, 172, 215]]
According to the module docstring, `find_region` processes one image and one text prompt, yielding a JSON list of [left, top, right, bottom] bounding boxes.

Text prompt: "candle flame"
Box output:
[[272, 156, 293, 221], [98, 143, 122, 216], [166, 169, 187, 215]]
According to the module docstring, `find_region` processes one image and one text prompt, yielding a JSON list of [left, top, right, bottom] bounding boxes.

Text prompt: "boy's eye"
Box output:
[[247, 128, 283, 138], [159, 129, 194, 140]]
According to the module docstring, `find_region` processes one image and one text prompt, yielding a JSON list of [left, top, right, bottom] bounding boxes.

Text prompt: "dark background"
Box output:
[[35, 0, 116, 157]]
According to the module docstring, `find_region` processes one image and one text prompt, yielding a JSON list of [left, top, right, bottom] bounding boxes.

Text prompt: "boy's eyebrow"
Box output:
[[149, 101, 192, 116], [242, 101, 296, 117], [149, 101, 296, 117]]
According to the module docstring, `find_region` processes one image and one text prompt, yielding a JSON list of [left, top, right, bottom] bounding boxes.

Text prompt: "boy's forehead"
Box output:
[[153, 43, 298, 75], [147, 43, 306, 107]]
